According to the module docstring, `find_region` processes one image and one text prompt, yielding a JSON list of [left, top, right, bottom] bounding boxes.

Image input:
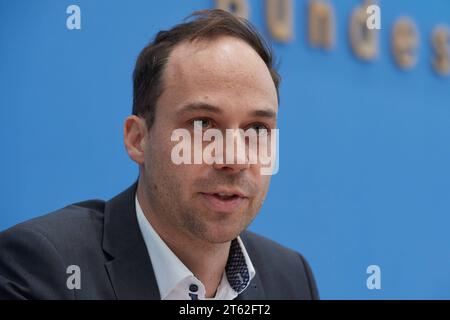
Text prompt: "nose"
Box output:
[[213, 158, 249, 173], [212, 129, 250, 173]]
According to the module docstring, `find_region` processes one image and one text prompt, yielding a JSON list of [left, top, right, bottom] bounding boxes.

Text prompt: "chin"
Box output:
[[201, 224, 243, 244]]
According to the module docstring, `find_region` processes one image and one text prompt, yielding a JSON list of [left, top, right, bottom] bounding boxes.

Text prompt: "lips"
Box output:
[[199, 191, 248, 213]]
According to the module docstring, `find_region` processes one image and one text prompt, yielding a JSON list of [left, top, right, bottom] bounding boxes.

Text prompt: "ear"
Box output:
[[124, 115, 147, 165]]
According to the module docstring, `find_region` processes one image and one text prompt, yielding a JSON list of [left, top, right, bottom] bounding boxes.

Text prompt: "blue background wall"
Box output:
[[1, 0, 449, 299]]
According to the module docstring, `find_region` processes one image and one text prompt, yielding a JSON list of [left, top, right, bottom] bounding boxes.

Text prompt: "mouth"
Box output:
[[199, 191, 248, 213]]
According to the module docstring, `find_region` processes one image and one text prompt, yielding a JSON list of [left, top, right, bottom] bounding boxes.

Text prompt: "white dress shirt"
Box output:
[[135, 195, 256, 300]]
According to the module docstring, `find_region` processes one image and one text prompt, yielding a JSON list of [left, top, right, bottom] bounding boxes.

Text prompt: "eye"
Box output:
[[248, 123, 270, 136], [191, 118, 212, 129]]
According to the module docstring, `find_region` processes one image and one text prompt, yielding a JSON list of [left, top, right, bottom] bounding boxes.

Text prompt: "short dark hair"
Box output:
[[132, 9, 280, 129]]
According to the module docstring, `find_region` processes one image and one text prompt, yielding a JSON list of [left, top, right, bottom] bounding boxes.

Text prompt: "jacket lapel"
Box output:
[[235, 271, 266, 300], [102, 182, 160, 299], [235, 233, 266, 300]]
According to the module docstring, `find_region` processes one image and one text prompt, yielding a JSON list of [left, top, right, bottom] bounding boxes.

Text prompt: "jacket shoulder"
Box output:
[[0, 199, 107, 299], [2, 199, 106, 243]]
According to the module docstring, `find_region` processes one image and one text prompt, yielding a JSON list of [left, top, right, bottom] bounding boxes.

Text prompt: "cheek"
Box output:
[[256, 175, 271, 199], [251, 164, 271, 185], [143, 134, 174, 188], [146, 137, 203, 190], [146, 126, 176, 164]]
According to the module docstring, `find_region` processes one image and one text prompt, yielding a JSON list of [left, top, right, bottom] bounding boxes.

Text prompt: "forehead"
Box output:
[[157, 36, 278, 116]]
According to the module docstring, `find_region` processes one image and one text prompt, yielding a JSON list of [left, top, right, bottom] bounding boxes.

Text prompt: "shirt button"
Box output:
[[189, 284, 198, 292]]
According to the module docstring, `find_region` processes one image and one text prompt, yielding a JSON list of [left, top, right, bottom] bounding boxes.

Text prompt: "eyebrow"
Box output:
[[250, 109, 277, 119], [178, 102, 222, 114], [178, 102, 277, 119]]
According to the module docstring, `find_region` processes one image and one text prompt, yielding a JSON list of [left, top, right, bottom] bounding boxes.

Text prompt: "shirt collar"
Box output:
[[135, 195, 255, 299]]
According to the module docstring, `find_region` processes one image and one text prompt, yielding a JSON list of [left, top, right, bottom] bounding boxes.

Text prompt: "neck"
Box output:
[[137, 181, 230, 298]]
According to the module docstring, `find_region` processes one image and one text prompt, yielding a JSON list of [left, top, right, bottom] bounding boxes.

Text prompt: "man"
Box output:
[[0, 9, 318, 300]]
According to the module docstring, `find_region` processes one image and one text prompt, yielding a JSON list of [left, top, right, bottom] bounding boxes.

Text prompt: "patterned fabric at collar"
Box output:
[[226, 238, 251, 293]]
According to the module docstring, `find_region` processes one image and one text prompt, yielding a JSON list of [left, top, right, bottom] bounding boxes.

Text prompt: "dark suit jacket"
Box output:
[[0, 183, 319, 300]]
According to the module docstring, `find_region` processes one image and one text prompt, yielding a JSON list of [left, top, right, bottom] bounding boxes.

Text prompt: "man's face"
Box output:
[[142, 36, 278, 244]]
